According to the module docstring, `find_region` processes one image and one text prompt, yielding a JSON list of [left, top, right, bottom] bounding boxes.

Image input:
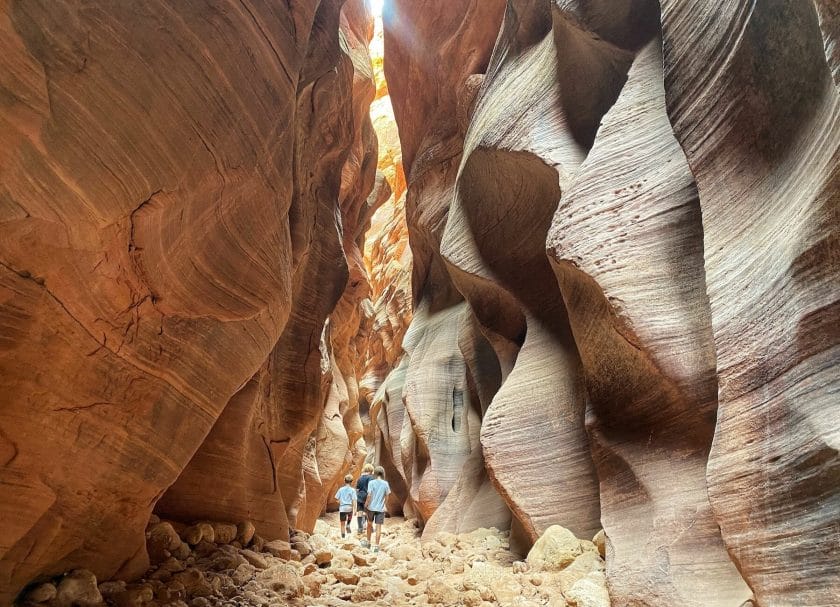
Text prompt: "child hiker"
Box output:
[[355, 463, 375, 536], [335, 474, 356, 538], [363, 466, 391, 553]]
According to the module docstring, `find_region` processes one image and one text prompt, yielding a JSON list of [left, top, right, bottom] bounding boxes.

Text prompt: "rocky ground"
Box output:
[[18, 514, 609, 607]]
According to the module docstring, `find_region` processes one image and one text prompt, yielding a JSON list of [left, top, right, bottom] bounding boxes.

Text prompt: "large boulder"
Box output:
[[351, 577, 388, 602], [256, 563, 303, 599], [54, 570, 103, 607], [526, 526, 582, 572], [565, 571, 611, 607]]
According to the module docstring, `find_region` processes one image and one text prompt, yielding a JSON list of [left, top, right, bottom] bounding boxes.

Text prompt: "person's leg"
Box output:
[[373, 512, 384, 551], [365, 513, 373, 546], [357, 502, 365, 533], [339, 512, 345, 538]]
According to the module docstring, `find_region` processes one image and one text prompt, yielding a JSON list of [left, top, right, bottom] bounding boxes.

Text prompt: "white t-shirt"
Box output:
[[366, 478, 391, 512], [335, 485, 356, 512]]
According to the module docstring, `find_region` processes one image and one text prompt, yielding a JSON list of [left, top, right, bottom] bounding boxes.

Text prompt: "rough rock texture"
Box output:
[[18, 513, 608, 607], [0, 0, 381, 602]]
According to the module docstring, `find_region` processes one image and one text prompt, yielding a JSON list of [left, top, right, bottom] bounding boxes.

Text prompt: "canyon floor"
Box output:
[[20, 514, 608, 607]]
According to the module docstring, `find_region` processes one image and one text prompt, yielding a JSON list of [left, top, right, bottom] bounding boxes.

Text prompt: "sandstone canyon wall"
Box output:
[[0, 0, 837, 605], [372, 0, 515, 537], [377, 0, 838, 605], [661, 2, 839, 605], [0, 0, 385, 602]]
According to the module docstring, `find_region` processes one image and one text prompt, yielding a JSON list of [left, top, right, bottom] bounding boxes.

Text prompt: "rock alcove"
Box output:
[[0, 1, 837, 606]]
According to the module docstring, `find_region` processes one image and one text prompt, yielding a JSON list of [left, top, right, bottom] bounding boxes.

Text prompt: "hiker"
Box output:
[[355, 463, 375, 535], [363, 465, 391, 552], [334, 474, 357, 538]]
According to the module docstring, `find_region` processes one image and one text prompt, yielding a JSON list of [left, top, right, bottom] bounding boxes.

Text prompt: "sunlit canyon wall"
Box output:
[[375, 1, 839, 606]]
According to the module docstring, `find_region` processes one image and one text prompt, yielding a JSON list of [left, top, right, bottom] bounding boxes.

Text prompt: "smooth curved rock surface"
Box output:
[[374, 0, 509, 527], [384, 0, 505, 298], [2, 0, 837, 605], [386, 0, 837, 604], [662, 1, 840, 604], [0, 0, 379, 601], [547, 38, 750, 606], [442, 0, 615, 542], [157, 0, 380, 540]]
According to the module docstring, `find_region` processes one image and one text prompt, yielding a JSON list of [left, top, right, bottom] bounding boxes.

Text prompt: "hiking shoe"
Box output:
[[360, 540, 370, 548], [372, 546, 380, 554]]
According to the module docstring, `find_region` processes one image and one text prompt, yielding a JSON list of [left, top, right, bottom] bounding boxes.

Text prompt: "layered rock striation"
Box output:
[[369, 0, 513, 537], [377, 0, 838, 605], [1, 0, 837, 605], [0, 0, 387, 602], [661, 1, 839, 604]]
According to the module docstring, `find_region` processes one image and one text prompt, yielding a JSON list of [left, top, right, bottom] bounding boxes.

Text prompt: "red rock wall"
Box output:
[[1, 0, 837, 604], [370, 0, 512, 534], [0, 0, 381, 602]]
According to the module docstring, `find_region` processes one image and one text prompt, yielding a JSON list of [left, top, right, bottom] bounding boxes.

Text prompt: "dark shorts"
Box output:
[[356, 500, 366, 512], [339, 511, 353, 522], [366, 510, 385, 524]]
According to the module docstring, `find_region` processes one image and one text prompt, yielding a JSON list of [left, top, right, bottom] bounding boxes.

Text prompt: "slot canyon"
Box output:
[[0, 0, 838, 606]]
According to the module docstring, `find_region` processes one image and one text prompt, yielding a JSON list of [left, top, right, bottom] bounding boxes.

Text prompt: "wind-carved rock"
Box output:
[[157, 0, 380, 540], [442, 0, 625, 543], [360, 188, 412, 405], [301, 0, 387, 525], [422, 311, 507, 537], [357, 6, 412, 475], [373, 0, 509, 529], [370, 356, 414, 516], [547, 38, 751, 606], [662, 1, 840, 604], [1, 0, 836, 605], [370, 298, 508, 535], [0, 0, 379, 601], [386, 1, 837, 605], [404, 301, 494, 523]]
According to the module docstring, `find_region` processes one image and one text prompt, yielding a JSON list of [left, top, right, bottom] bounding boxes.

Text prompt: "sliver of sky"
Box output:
[[368, 0, 384, 18]]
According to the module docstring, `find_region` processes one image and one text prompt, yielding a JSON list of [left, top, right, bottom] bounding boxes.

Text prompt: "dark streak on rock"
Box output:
[[52, 401, 120, 413]]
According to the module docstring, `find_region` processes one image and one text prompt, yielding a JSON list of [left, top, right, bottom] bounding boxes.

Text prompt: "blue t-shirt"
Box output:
[[356, 474, 373, 500], [366, 478, 391, 512], [335, 485, 356, 512]]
